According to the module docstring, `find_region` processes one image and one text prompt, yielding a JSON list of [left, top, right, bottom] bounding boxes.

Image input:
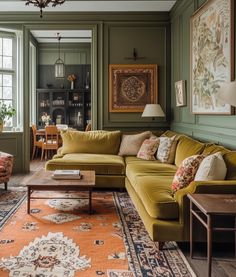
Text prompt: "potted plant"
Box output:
[[0, 102, 16, 132]]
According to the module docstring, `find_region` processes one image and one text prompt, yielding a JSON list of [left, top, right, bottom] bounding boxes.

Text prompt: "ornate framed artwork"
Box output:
[[175, 80, 186, 107], [190, 0, 234, 114], [109, 64, 158, 112]]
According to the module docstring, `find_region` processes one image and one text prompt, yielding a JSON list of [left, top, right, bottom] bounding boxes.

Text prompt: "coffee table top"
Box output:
[[188, 194, 236, 215], [27, 170, 95, 187]]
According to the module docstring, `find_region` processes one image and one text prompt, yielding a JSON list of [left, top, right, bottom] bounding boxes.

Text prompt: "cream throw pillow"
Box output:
[[156, 136, 178, 163], [118, 131, 151, 156], [194, 152, 227, 181]]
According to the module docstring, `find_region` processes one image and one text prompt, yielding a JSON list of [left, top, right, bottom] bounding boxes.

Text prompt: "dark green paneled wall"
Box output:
[[170, 0, 236, 149]]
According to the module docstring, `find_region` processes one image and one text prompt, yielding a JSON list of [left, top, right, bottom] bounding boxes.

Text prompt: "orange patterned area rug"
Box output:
[[0, 191, 196, 277]]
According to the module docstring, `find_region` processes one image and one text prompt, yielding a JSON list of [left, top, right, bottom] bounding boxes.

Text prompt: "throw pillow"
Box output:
[[156, 136, 178, 164], [194, 152, 227, 181], [118, 131, 152, 156], [137, 138, 160, 160], [171, 155, 205, 193]]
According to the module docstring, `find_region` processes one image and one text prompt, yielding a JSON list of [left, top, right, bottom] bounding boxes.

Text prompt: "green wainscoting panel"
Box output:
[[171, 15, 180, 123], [170, 0, 236, 150], [103, 23, 171, 130], [0, 132, 24, 173]]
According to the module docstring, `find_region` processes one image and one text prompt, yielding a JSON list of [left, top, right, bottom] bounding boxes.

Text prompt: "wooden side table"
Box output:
[[187, 194, 236, 277]]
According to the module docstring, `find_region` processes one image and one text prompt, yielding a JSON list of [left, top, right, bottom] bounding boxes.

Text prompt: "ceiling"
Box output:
[[1, 1, 176, 44], [0, 1, 176, 12]]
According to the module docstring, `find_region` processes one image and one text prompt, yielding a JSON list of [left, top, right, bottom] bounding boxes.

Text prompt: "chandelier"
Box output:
[[55, 33, 65, 78], [25, 0, 66, 18]]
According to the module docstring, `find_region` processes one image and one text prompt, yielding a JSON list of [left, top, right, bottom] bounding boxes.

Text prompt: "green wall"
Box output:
[[170, 0, 236, 149]]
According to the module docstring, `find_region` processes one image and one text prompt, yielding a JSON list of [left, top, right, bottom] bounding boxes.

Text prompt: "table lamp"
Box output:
[[218, 81, 236, 107], [142, 104, 165, 120]]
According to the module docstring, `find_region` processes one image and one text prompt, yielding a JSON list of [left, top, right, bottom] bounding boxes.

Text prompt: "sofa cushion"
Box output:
[[118, 131, 151, 156], [175, 136, 205, 167], [137, 138, 159, 160], [223, 151, 236, 180], [60, 130, 121, 155], [126, 162, 177, 188], [156, 136, 178, 163], [202, 143, 230, 155], [45, 153, 125, 175], [194, 152, 227, 181], [172, 155, 205, 193], [133, 175, 179, 219]]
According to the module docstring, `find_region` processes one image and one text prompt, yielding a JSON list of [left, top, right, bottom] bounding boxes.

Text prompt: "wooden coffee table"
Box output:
[[26, 170, 95, 214], [188, 193, 236, 277]]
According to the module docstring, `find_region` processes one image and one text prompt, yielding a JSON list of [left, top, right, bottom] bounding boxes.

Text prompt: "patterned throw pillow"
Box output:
[[156, 136, 178, 164], [118, 131, 152, 156], [137, 138, 160, 160], [171, 155, 205, 193], [194, 152, 227, 181]]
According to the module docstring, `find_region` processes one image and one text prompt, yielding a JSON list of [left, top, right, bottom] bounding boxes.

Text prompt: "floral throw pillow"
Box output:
[[156, 136, 178, 164], [137, 138, 160, 160], [171, 155, 205, 193]]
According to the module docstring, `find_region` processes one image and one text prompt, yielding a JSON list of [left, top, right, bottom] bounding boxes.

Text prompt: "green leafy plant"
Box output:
[[0, 101, 16, 122]]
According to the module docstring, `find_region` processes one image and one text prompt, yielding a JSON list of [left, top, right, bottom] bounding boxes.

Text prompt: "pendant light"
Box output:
[[24, 1, 66, 18], [55, 33, 65, 78]]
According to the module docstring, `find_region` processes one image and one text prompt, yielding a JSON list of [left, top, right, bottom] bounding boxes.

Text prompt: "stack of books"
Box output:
[[52, 170, 82, 180]]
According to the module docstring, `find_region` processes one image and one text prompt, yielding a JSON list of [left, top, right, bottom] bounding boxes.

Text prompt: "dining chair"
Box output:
[[85, 122, 92, 132], [0, 152, 14, 190], [41, 125, 59, 161], [31, 124, 43, 160]]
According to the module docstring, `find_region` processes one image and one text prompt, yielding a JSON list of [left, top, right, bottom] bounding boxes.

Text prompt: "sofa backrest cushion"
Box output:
[[223, 151, 236, 180], [60, 130, 122, 155], [202, 143, 230, 155], [175, 135, 205, 167], [161, 130, 180, 138]]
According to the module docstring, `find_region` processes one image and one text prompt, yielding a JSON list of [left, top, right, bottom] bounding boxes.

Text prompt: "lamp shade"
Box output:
[[218, 81, 236, 107], [142, 104, 165, 117]]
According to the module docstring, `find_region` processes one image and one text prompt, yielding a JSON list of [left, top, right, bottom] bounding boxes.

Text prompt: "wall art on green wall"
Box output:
[[190, 0, 234, 114], [109, 64, 158, 112], [175, 80, 186, 107]]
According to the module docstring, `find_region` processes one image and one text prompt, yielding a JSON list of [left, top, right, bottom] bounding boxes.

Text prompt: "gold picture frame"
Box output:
[[190, 0, 234, 114], [109, 64, 158, 112], [175, 80, 186, 107]]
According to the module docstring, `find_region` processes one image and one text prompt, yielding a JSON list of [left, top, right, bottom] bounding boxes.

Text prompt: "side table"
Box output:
[[187, 193, 236, 277]]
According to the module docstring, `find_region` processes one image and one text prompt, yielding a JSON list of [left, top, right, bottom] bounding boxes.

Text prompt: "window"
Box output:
[[0, 30, 22, 131]]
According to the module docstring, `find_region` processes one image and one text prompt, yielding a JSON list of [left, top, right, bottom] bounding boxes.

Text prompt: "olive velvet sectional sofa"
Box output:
[[45, 129, 236, 244]]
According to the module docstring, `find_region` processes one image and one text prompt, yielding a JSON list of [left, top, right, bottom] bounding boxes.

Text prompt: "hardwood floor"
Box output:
[[5, 159, 236, 277]]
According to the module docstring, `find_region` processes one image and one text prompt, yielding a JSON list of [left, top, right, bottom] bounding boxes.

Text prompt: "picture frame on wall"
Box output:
[[175, 80, 186, 107], [190, 0, 234, 114], [109, 64, 158, 112]]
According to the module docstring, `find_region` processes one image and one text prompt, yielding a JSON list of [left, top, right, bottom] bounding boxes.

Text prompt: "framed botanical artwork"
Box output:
[[109, 64, 158, 112], [175, 80, 186, 107], [190, 0, 234, 114]]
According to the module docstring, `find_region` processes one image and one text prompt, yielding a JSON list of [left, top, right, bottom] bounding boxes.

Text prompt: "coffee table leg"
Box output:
[[27, 187, 31, 214], [89, 189, 92, 214]]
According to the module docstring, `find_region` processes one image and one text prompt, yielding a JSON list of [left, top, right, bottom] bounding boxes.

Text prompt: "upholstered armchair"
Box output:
[[0, 152, 14, 190]]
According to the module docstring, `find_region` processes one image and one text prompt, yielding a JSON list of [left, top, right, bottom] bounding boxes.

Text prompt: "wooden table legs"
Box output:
[[27, 187, 93, 215]]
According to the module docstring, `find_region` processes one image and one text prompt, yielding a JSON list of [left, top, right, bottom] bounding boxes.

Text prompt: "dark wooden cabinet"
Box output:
[[36, 89, 91, 130]]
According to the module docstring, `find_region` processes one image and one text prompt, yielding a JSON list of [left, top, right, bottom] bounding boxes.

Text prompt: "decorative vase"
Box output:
[[71, 81, 74, 90], [0, 119, 3, 133]]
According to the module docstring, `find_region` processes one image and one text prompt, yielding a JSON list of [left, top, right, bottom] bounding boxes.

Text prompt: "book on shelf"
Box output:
[[52, 170, 82, 179]]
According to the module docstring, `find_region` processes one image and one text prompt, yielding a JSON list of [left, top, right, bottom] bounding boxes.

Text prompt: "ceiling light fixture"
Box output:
[[55, 33, 65, 78], [25, 0, 66, 18]]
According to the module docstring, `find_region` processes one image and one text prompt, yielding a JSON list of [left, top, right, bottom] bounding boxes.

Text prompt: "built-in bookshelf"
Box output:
[[36, 88, 91, 130]]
